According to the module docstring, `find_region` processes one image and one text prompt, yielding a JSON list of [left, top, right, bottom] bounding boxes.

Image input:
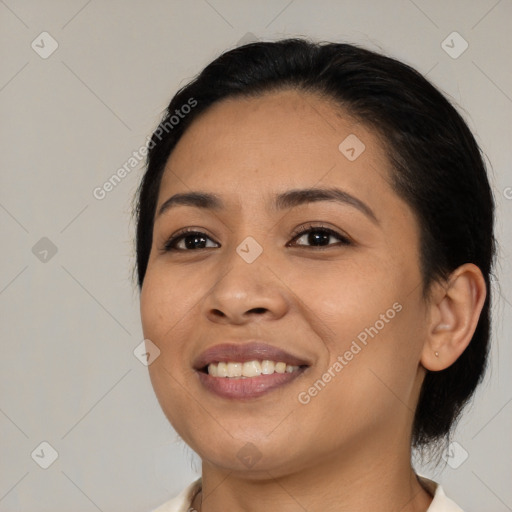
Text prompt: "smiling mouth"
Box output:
[[196, 361, 309, 399], [200, 359, 308, 378], [193, 341, 311, 399]]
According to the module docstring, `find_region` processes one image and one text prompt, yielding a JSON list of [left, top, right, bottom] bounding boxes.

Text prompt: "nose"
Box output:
[[202, 254, 289, 326]]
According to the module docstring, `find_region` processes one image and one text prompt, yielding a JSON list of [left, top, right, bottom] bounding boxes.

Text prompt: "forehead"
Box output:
[[158, 89, 393, 211]]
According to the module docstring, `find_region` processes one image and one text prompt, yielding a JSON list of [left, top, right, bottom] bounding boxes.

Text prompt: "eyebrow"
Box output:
[[156, 187, 378, 224]]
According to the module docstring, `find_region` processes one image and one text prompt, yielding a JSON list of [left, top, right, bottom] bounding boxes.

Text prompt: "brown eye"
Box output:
[[162, 224, 352, 253], [163, 229, 219, 251], [289, 224, 352, 248]]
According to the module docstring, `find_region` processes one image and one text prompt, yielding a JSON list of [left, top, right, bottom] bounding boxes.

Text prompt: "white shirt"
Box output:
[[151, 474, 464, 512]]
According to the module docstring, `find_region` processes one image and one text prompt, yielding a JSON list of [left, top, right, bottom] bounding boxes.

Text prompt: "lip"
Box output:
[[197, 368, 308, 400], [193, 341, 311, 370], [193, 341, 312, 400]]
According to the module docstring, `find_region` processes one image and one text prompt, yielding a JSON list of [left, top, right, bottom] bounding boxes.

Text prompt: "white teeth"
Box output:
[[261, 360, 275, 374], [217, 362, 228, 377], [206, 360, 301, 378], [227, 362, 242, 377], [242, 360, 262, 377], [208, 363, 218, 377], [275, 362, 287, 374]]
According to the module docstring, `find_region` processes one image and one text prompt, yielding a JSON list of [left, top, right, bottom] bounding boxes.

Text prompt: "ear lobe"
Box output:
[[421, 263, 487, 372]]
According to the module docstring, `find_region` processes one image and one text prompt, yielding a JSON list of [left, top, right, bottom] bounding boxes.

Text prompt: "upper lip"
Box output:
[[193, 341, 311, 370]]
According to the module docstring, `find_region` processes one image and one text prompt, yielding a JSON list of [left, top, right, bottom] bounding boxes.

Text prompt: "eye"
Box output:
[[162, 223, 352, 252], [162, 228, 219, 252], [288, 223, 352, 249]]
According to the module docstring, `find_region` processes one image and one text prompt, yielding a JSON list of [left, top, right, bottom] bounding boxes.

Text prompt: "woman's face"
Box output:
[[140, 89, 430, 476]]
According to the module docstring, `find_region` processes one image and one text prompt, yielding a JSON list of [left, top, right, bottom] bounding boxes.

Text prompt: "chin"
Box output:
[[192, 436, 305, 477]]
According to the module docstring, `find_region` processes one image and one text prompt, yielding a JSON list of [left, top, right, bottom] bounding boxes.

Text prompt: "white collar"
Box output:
[[417, 474, 464, 511]]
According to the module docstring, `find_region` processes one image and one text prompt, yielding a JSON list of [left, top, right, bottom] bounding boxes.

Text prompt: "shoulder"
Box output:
[[150, 478, 202, 512], [417, 475, 465, 512]]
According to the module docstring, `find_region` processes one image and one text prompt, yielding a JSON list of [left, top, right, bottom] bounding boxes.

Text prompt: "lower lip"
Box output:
[[196, 368, 307, 399]]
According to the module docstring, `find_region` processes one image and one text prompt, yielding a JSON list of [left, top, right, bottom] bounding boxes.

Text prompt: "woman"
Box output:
[[134, 38, 496, 511]]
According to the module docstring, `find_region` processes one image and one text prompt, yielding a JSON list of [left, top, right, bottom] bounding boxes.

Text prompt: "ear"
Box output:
[[421, 263, 487, 372]]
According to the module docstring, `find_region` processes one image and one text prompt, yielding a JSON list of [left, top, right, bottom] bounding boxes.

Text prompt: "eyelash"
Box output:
[[162, 223, 352, 252]]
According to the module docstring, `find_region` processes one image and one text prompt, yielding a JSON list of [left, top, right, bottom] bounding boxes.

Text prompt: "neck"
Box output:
[[191, 441, 433, 512]]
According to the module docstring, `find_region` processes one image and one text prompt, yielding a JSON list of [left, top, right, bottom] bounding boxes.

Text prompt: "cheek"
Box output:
[[140, 267, 202, 432], [140, 263, 202, 340], [298, 261, 424, 395], [139, 267, 193, 398], [291, 259, 402, 347], [332, 297, 426, 415], [302, 313, 423, 441]]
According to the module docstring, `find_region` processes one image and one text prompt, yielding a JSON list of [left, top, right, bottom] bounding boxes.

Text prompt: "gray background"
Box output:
[[1, 1, 511, 511]]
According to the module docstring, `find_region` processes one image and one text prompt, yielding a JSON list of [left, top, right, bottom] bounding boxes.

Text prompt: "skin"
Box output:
[[140, 89, 487, 512]]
